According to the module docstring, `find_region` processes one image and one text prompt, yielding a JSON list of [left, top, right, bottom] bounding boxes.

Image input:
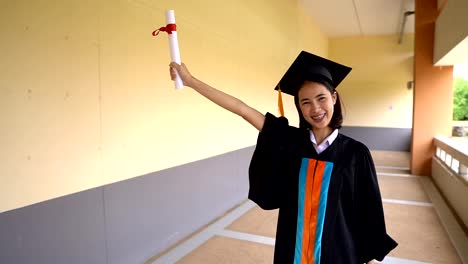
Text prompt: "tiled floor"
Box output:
[[148, 151, 464, 264]]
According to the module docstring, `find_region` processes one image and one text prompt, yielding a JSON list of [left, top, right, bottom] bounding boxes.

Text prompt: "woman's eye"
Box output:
[[319, 97, 326, 101]]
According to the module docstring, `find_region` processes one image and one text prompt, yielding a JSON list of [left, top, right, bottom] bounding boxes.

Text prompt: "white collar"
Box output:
[[310, 129, 339, 154]]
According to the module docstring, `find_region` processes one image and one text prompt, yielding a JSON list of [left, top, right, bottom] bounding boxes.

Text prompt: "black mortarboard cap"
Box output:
[[275, 51, 352, 96], [274, 51, 352, 116]]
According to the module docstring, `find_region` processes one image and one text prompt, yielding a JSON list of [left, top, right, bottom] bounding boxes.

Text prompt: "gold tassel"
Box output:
[[278, 88, 284, 117]]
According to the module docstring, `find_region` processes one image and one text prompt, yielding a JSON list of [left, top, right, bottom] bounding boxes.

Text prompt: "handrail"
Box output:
[[433, 136, 468, 185]]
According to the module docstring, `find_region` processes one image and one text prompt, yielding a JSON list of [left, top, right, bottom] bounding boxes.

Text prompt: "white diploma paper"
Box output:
[[165, 10, 183, 89]]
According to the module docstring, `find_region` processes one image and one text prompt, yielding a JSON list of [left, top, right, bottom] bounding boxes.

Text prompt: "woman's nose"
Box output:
[[311, 102, 321, 111]]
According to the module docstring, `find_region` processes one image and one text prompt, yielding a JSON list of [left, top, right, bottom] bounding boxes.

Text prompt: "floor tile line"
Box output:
[[205, 200, 257, 231], [376, 165, 411, 170], [378, 172, 418, 178], [377, 256, 431, 264], [383, 198, 433, 207], [216, 229, 276, 246], [218, 229, 430, 264], [152, 198, 436, 263], [150, 200, 256, 264], [214, 231, 433, 264]]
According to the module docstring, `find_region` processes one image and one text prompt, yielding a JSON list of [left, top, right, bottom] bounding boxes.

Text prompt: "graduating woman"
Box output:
[[169, 51, 397, 264]]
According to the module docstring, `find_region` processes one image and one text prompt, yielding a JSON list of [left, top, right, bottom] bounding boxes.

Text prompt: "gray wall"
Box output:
[[0, 146, 254, 264], [0, 188, 108, 264], [341, 126, 412, 152]]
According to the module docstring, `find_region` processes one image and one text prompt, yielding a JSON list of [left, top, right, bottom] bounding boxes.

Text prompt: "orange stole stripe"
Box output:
[[309, 161, 325, 262], [301, 159, 316, 264], [301, 160, 325, 264]]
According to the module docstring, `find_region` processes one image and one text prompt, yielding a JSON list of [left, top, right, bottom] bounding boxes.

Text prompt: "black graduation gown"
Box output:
[[248, 113, 397, 264]]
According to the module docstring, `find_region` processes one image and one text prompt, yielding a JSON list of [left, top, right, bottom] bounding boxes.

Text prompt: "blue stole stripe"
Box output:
[[313, 162, 334, 263], [294, 158, 310, 264]]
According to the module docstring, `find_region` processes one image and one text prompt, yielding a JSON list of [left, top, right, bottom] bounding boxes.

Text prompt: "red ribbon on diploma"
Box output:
[[152, 24, 177, 36]]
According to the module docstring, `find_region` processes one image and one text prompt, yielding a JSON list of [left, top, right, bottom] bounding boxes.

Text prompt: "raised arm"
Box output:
[[170, 62, 265, 131]]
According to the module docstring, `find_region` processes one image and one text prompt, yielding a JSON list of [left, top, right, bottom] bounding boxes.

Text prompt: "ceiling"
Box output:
[[301, 0, 415, 38]]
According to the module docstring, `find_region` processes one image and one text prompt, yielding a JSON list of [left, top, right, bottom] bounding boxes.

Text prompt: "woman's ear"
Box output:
[[332, 91, 337, 105]]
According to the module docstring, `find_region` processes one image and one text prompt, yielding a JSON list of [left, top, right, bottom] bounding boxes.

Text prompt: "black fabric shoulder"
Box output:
[[248, 113, 298, 210], [260, 112, 292, 140]]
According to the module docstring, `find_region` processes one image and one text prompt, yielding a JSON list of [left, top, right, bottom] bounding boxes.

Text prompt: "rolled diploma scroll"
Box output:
[[165, 10, 183, 89]]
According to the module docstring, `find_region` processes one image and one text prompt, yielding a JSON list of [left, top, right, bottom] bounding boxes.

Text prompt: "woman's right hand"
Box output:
[[169, 62, 195, 87]]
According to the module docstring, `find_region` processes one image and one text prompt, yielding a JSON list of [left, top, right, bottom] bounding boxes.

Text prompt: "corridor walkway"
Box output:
[[148, 151, 463, 264]]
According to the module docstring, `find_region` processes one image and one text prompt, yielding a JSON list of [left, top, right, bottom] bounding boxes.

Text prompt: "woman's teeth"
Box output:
[[312, 114, 325, 120]]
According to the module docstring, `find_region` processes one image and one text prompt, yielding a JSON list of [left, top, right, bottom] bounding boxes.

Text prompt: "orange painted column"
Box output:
[[412, 0, 453, 176]]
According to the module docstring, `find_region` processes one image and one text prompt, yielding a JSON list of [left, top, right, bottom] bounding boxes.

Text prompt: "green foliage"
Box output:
[[453, 77, 468, 120]]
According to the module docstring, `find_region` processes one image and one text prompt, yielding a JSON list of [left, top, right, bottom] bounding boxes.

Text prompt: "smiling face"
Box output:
[[297, 81, 337, 134]]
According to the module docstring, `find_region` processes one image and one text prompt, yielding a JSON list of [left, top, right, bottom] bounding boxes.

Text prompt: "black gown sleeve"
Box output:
[[354, 144, 398, 262], [248, 113, 291, 210]]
